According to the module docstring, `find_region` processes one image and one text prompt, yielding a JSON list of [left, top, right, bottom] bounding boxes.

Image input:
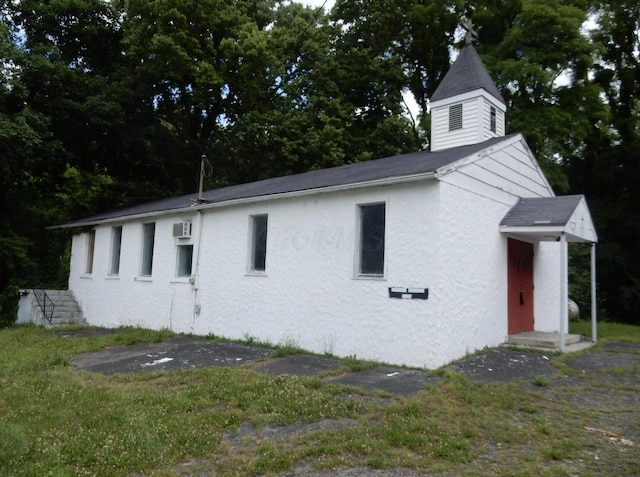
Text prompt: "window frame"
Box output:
[[355, 202, 386, 278], [248, 214, 268, 274], [84, 230, 96, 275], [108, 225, 123, 276], [176, 243, 194, 278], [139, 222, 155, 277]]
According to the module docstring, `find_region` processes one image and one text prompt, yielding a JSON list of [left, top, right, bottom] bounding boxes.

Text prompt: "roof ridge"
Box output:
[[57, 135, 517, 228]]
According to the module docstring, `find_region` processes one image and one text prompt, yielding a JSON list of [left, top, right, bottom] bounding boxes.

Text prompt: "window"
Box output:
[[109, 226, 123, 275], [249, 214, 268, 272], [140, 222, 155, 276], [449, 103, 463, 130], [358, 203, 386, 276], [85, 230, 96, 274], [490, 106, 497, 133], [176, 244, 194, 277]]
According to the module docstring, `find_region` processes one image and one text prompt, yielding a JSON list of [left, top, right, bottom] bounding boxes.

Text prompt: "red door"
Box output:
[[508, 238, 534, 334]]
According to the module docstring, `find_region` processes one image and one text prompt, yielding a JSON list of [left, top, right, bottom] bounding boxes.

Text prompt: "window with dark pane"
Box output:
[[85, 230, 95, 275], [140, 222, 155, 276], [176, 244, 194, 277], [109, 226, 123, 275], [251, 214, 268, 272], [359, 203, 385, 275]]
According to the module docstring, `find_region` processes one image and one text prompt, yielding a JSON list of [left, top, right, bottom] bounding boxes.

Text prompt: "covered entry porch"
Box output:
[[500, 195, 598, 352]]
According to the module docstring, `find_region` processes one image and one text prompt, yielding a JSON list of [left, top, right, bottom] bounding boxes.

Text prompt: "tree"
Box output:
[[0, 0, 125, 323], [471, 0, 600, 190], [565, 0, 640, 322]]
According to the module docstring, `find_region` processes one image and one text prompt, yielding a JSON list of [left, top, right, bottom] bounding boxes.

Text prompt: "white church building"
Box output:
[[49, 43, 597, 369]]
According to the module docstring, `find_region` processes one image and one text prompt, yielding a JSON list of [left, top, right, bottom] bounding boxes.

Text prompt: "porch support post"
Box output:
[[559, 232, 568, 352], [591, 242, 597, 342]]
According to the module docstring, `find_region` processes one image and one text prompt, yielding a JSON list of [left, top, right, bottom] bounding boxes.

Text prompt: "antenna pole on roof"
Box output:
[[460, 19, 478, 45], [192, 154, 212, 206], [198, 154, 206, 201]]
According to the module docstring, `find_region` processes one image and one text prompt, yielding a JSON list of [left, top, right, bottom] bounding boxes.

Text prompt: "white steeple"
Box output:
[[430, 34, 506, 152]]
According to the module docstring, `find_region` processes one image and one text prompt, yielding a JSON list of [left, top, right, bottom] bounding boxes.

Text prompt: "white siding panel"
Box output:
[[438, 137, 554, 201], [480, 99, 505, 140], [431, 99, 482, 151]]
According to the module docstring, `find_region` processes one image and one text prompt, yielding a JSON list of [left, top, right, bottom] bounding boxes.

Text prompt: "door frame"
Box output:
[[507, 238, 535, 334]]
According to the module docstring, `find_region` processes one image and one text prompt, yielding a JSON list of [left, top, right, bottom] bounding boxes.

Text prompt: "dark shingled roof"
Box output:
[[61, 134, 517, 227], [500, 195, 584, 227], [431, 44, 505, 104]]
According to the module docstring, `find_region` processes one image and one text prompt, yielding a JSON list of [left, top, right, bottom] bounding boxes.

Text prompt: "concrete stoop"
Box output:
[[506, 331, 595, 352], [29, 289, 86, 328]]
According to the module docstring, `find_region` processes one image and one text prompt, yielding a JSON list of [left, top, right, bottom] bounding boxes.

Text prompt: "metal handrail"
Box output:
[[33, 289, 55, 325]]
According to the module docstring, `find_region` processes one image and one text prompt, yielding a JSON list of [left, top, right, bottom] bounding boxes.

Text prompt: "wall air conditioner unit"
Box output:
[[172, 222, 192, 239]]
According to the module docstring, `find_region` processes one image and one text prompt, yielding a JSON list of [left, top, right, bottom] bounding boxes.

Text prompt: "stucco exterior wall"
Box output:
[[72, 181, 496, 368], [67, 168, 565, 368], [69, 214, 200, 331], [436, 181, 512, 358]]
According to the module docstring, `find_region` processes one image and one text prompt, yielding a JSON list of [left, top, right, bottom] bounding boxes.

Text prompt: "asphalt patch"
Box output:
[[69, 333, 582, 395], [447, 348, 557, 383], [326, 367, 440, 396], [602, 341, 640, 353], [71, 337, 275, 375], [254, 354, 343, 376], [564, 346, 640, 374]]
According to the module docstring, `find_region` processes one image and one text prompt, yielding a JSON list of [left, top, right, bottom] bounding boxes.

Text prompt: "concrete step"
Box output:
[[507, 331, 583, 350], [32, 289, 86, 328]]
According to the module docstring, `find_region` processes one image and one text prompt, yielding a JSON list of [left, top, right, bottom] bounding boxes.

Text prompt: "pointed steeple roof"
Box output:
[[431, 44, 505, 104]]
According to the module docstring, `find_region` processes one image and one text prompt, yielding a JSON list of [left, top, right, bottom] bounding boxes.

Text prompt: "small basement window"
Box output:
[[449, 103, 463, 131]]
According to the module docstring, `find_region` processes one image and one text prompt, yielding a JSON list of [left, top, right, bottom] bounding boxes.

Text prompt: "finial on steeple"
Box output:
[[460, 19, 478, 45]]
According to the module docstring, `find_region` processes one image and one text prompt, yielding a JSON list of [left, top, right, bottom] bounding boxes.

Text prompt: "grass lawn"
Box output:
[[1, 322, 639, 476]]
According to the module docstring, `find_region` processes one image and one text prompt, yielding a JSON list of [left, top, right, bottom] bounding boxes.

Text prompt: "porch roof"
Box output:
[[499, 195, 598, 243]]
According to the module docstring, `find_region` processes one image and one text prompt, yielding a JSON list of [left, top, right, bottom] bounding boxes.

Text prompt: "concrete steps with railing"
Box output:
[[18, 289, 86, 328]]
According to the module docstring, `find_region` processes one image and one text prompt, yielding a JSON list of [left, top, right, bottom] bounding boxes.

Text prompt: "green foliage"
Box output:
[[0, 283, 19, 328], [570, 320, 640, 344], [474, 0, 600, 190], [533, 375, 550, 387], [568, 244, 595, 319]]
